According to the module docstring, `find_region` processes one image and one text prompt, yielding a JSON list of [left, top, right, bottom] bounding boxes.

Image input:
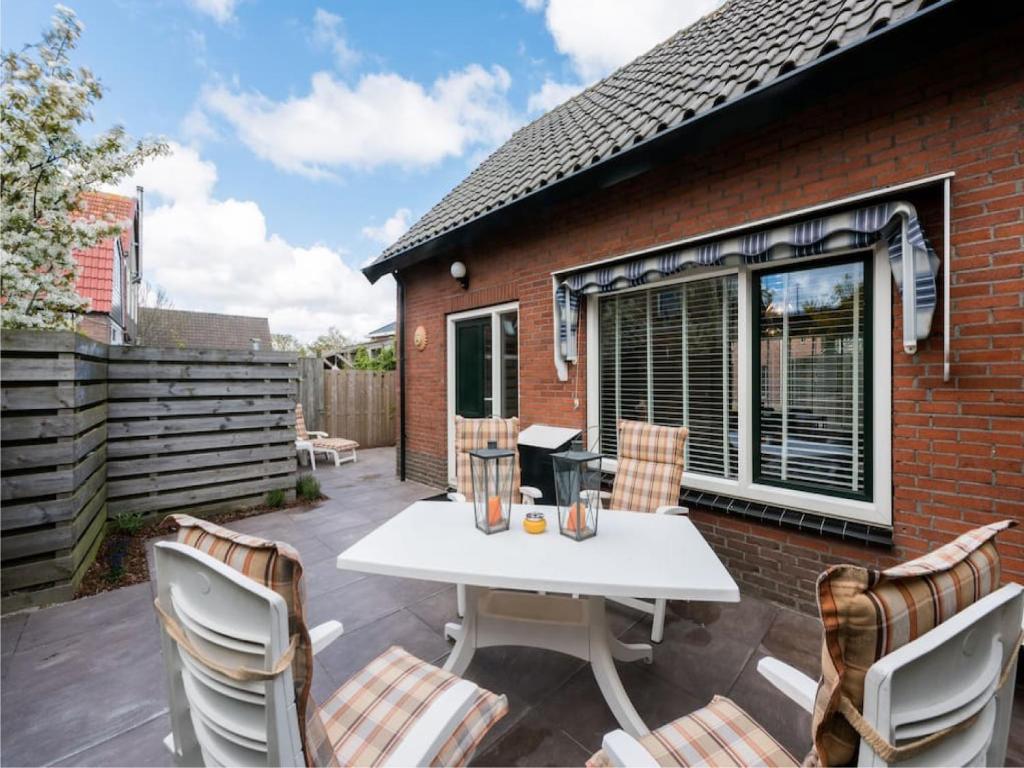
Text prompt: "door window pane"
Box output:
[[756, 257, 869, 497]]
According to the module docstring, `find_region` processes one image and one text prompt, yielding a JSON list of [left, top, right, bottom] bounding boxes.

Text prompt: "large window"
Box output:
[[754, 257, 870, 499], [592, 249, 888, 524], [600, 275, 738, 478]]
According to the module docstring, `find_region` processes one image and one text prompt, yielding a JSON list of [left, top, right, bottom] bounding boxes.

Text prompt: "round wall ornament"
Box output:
[[413, 325, 428, 351]]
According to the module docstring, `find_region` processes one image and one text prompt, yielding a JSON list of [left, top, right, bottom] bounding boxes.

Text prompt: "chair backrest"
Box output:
[[155, 541, 306, 768], [857, 583, 1022, 767], [295, 403, 310, 440], [609, 419, 688, 513], [453, 415, 521, 496]]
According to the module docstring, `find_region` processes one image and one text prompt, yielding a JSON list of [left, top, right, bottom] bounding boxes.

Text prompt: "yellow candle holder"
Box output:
[[522, 511, 547, 534]]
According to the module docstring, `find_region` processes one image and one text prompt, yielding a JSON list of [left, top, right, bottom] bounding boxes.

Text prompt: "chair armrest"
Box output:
[[308, 430, 329, 438], [601, 730, 658, 767], [447, 491, 466, 503], [757, 657, 817, 714], [383, 680, 482, 767], [310, 620, 344, 655], [655, 505, 689, 516], [520, 486, 543, 503]]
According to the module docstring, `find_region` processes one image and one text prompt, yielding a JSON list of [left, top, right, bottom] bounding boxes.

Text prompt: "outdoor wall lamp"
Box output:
[[450, 261, 468, 290]]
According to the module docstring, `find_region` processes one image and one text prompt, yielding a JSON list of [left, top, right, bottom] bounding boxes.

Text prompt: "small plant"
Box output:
[[265, 488, 286, 509], [296, 474, 321, 502], [112, 510, 146, 535]]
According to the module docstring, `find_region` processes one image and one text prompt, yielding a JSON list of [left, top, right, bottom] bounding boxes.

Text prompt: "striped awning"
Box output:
[[554, 199, 938, 373]]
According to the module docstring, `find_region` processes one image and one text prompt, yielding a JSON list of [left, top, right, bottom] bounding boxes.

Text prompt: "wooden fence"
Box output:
[[0, 331, 298, 612], [1, 331, 109, 612], [298, 361, 396, 448], [105, 346, 298, 519]]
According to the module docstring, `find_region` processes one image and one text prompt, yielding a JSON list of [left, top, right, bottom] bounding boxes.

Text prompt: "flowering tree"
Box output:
[[1, 5, 166, 329]]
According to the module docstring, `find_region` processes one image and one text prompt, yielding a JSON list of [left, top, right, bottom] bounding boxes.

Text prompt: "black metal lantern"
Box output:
[[551, 440, 602, 541], [469, 440, 515, 534]]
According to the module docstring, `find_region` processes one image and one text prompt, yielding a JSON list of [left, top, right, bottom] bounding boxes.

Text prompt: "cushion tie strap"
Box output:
[[154, 598, 297, 682], [838, 629, 1024, 763]]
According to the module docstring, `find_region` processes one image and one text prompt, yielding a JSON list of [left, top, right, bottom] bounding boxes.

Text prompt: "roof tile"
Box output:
[[371, 0, 930, 270]]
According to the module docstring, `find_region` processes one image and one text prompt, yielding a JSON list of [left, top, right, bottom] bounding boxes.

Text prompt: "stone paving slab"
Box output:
[[2, 447, 1021, 767]]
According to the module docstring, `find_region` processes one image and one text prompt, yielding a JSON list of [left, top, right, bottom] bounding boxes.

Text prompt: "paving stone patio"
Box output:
[[2, 447, 1022, 767]]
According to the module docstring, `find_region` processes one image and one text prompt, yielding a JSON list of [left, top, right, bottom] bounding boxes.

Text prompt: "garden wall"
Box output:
[[0, 330, 299, 612]]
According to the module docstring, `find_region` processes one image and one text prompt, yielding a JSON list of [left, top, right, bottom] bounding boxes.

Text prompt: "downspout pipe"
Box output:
[[395, 271, 407, 481]]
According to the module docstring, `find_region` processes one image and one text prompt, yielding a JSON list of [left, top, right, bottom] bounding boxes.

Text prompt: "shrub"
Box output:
[[112, 510, 146, 535], [296, 474, 321, 502], [265, 488, 286, 509]]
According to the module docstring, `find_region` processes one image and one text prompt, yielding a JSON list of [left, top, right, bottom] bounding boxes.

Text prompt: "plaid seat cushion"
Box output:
[[305, 645, 508, 767], [586, 696, 797, 767], [171, 514, 316, 765], [810, 519, 1015, 766], [453, 415, 521, 497], [609, 420, 688, 513], [312, 437, 360, 452], [296, 402, 311, 440]]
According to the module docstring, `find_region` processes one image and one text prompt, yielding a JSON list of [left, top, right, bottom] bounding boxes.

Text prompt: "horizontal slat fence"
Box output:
[[1, 331, 108, 613], [1, 332, 299, 612], [104, 346, 298, 519], [322, 369, 396, 448]]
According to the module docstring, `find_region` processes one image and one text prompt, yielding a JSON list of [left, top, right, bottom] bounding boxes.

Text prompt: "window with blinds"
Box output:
[[754, 256, 870, 498], [599, 274, 738, 478]]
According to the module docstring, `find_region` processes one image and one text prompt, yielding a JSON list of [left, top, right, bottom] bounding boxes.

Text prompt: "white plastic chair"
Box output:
[[599, 582, 1023, 767], [154, 541, 492, 767]]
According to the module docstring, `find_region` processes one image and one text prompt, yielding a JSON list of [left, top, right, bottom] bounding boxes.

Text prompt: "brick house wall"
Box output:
[[396, 21, 1024, 613]]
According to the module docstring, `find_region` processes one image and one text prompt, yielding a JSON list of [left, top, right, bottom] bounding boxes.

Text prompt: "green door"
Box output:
[[455, 318, 490, 418]]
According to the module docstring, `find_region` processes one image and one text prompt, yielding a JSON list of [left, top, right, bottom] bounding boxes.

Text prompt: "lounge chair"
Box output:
[[295, 402, 358, 469], [155, 515, 508, 767], [590, 521, 1022, 767], [594, 419, 689, 643]]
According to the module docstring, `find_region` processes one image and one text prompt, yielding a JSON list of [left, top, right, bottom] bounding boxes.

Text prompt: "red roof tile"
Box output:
[[72, 191, 136, 313]]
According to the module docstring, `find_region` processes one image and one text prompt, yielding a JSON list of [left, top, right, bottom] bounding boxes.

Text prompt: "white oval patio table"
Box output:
[[336, 501, 739, 737]]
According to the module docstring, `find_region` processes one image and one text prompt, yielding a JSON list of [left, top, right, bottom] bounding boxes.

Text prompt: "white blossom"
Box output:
[[1, 5, 167, 329]]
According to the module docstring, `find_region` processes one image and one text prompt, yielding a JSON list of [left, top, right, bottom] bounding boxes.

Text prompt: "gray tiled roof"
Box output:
[[367, 321, 396, 338], [138, 308, 273, 350], [370, 0, 929, 271]]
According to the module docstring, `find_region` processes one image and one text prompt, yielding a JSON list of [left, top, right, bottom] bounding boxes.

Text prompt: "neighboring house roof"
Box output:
[[365, 0, 936, 281], [74, 191, 137, 313], [138, 308, 272, 350], [367, 321, 396, 338]]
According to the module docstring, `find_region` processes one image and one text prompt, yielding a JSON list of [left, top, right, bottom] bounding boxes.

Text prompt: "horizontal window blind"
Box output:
[[756, 258, 868, 496], [599, 275, 738, 478]]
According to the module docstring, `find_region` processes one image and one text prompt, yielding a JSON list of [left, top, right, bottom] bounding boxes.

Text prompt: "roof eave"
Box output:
[[362, 0, 967, 285]]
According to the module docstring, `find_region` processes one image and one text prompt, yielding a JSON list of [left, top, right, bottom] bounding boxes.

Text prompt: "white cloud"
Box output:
[[188, 0, 239, 25], [540, 0, 721, 81], [527, 78, 585, 114], [115, 144, 393, 342], [519, 0, 546, 10], [180, 106, 218, 143], [362, 208, 412, 247], [202, 64, 516, 178], [312, 8, 360, 69]]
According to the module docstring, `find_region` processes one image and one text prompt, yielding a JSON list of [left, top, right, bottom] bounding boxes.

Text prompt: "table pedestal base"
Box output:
[[442, 587, 653, 737]]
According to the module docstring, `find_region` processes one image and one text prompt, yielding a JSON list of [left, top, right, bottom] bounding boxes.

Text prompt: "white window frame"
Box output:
[[586, 245, 892, 527], [446, 301, 520, 487]]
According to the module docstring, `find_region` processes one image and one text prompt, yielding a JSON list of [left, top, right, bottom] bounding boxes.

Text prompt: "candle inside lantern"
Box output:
[[487, 495, 503, 527], [565, 501, 586, 532]]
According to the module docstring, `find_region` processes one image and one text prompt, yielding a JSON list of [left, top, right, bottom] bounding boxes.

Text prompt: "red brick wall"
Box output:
[[397, 22, 1024, 611]]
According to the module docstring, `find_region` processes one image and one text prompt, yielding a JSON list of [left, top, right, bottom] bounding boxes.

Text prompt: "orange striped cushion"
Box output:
[[305, 646, 508, 767], [811, 520, 1014, 766], [453, 416, 521, 496], [171, 514, 315, 765], [609, 420, 687, 513], [587, 696, 796, 767]]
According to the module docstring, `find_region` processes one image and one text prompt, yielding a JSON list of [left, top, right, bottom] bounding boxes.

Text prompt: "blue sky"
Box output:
[[2, 0, 718, 341]]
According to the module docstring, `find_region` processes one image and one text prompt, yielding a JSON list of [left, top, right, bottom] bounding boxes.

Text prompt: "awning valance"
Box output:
[[554, 199, 937, 377]]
